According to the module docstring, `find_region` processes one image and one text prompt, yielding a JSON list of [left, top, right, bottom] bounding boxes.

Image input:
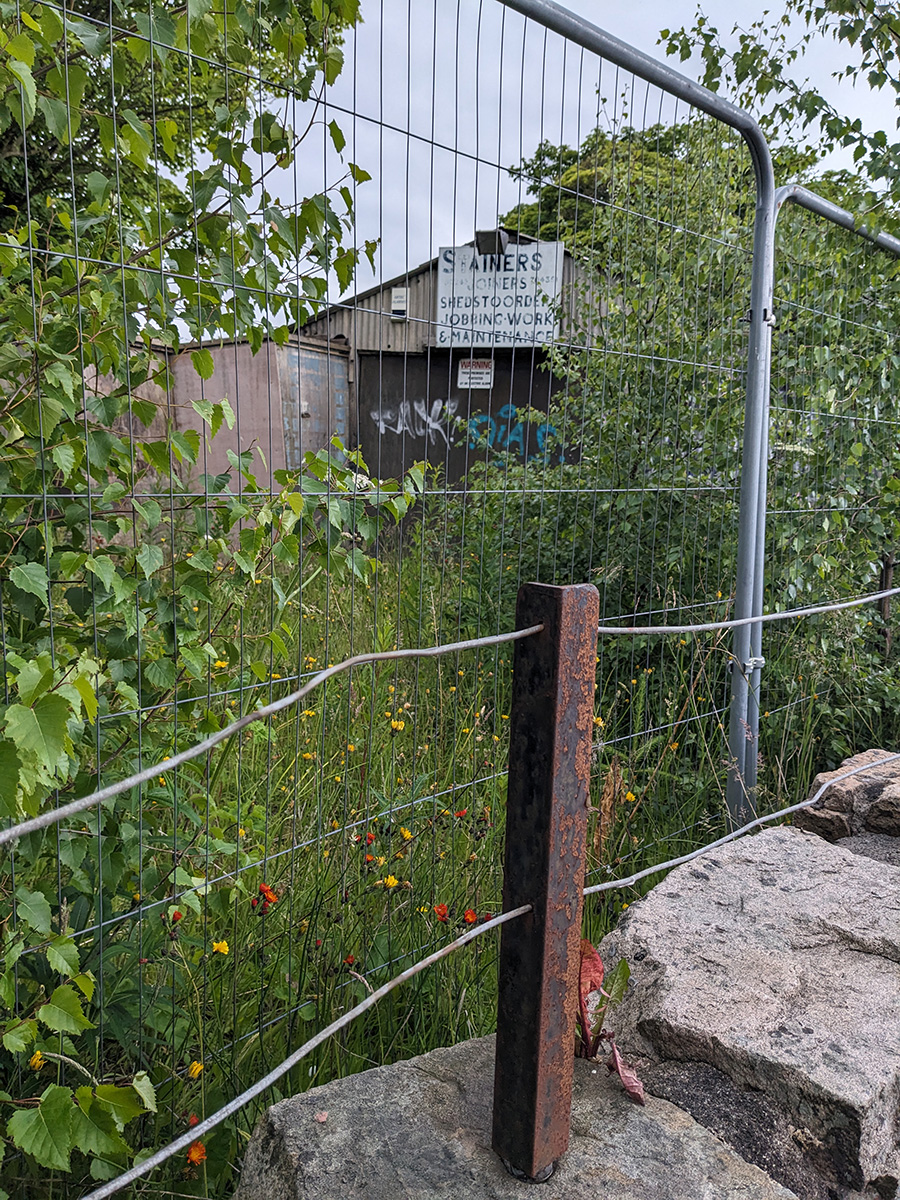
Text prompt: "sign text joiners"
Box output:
[[435, 242, 564, 348]]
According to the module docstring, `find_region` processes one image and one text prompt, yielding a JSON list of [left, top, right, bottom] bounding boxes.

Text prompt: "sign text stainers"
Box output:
[[435, 242, 564, 348]]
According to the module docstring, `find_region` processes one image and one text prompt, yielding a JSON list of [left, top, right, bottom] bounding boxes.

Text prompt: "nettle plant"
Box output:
[[0, 0, 425, 1186]]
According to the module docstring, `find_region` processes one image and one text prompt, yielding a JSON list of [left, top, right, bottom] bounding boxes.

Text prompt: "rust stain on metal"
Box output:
[[491, 582, 600, 1181]]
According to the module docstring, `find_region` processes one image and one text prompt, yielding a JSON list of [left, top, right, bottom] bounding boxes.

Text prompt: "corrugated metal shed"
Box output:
[[301, 244, 590, 355]]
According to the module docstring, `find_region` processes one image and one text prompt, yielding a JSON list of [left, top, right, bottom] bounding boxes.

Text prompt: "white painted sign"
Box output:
[[435, 241, 564, 347], [457, 357, 495, 389]]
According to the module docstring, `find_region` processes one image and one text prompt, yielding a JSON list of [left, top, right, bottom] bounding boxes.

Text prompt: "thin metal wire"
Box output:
[[584, 750, 900, 896], [80, 903, 532, 1200], [596, 586, 900, 636], [0, 625, 543, 847]]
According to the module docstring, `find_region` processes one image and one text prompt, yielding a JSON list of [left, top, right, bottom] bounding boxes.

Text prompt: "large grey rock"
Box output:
[[795, 749, 900, 841], [600, 827, 900, 1196], [839, 833, 900, 869], [234, 1035, 796, 1200]]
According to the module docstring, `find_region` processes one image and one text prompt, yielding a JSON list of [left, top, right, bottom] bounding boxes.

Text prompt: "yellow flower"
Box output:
[[390, 719, 405, 732], [239, 827, 246, 836], [188, 1061, 204, 1079], [626, 791, 636, 803], [593, 716, 605, 728], [29, 1050, 45, 1071], [334, 775, 341, 783], [399, 827, 412, 841], [376, 856, 386, 866], [212, 940, 229, 955], [302, 752, 314, 760], [133, 892, 141, 902], [347, 743, 355, 752], [669, 742, 679, 751], [388, 685, 395, 694], [214, 659, 228, 668], [384, 875, 399, 889]]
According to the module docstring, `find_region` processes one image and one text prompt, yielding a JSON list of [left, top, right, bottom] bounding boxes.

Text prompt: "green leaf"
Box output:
[[51, 443, 77, 478], [9, 562, 49, 604], [73, 675, 98, 724], [46, 936, 80, 977], [6, 59, 37, 124], [71, 1088, 129, 1158], [14, 886, 52, 935], [6, 33, 35, 67], [145, 658, 177, 689], [130, 1071, 157, 1113], [5, 694, 72, 774], [37, 984, 95, 1034], [86, 555, 116, 591], [37, 94, 70, 142], [72, 973, 96, 1001], [328, 118, 345, 153], [8, 1085, 74, 1171], [93, 1084, 145, 1131], [191, 348, 215, 380], [2, 1018, 37, 1053], [136, 543, 165, 579], [16, 654, 53, 706], [0, 743, 20, 817]]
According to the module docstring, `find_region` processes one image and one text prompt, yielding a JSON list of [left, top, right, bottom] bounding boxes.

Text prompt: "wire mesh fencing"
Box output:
[[758, 188, 900, 805], [2, 0, 900, 1196]]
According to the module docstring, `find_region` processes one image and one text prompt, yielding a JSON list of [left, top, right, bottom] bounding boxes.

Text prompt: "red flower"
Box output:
[[188, 1113, 199, 1128], [251, 897, 258, 908], [186, 1140, 206, 1165], [344, 955, 355, 965], [483, 913, 493, 922], [261, 901, 270, 914], [463, 909, 477, 925], [315, 939, 322, 947], [172, 911, 183, 922], [259, 882, 278, 905], [365, 832, 375, 845], [433, 904, 449, 922], [454, 809, 468, 818]]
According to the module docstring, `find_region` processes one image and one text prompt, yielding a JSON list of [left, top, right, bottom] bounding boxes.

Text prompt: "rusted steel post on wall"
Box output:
[[492, 582, 600, 1181]]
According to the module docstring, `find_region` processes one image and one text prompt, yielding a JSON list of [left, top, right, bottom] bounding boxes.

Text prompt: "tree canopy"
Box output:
[[662, 2, 900, 218]]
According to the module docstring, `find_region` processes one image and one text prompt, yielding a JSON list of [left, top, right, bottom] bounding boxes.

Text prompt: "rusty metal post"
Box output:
[[492, 582, 600, 1182]]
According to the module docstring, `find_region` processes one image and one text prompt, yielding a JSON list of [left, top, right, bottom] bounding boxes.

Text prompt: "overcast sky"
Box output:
[[270, 1, 898, 298]]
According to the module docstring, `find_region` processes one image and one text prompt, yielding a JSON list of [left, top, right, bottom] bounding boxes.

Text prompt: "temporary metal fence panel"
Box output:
[[758, 187, 900, 803]]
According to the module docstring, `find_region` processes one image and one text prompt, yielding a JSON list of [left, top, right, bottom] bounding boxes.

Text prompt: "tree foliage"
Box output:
[[661, 2, 900, 215], [0, 1, 426, 1189]]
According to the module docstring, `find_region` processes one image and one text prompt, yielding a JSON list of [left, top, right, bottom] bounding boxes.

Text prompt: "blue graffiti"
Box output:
[[467, 404, 560, 461]]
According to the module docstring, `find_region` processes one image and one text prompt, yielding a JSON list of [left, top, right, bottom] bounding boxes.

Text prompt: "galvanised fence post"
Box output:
[[491, 581, 600, 1182]]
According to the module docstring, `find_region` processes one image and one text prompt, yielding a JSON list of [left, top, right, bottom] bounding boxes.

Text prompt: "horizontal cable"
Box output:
[[597, 585, 900, 636], [80, 903, 532, 1200], [0, 626, 542, 848], [584, 749, 900, 896]]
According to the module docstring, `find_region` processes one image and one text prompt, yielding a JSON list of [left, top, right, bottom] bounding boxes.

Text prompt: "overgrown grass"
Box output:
[[5, 531, 898, 1198]]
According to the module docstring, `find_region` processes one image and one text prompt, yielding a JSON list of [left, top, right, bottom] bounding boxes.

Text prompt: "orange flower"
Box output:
[[259, 882, 278, 905], [187, 1141, 206, 1165], [433, 903, 448, 922], [463, 909, 477, 924], [454, 809, 468, 818]]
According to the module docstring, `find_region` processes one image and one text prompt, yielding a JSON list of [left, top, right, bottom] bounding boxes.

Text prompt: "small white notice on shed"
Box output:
[[435, 241, 564, 348], [457, 358, 494, 389]]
